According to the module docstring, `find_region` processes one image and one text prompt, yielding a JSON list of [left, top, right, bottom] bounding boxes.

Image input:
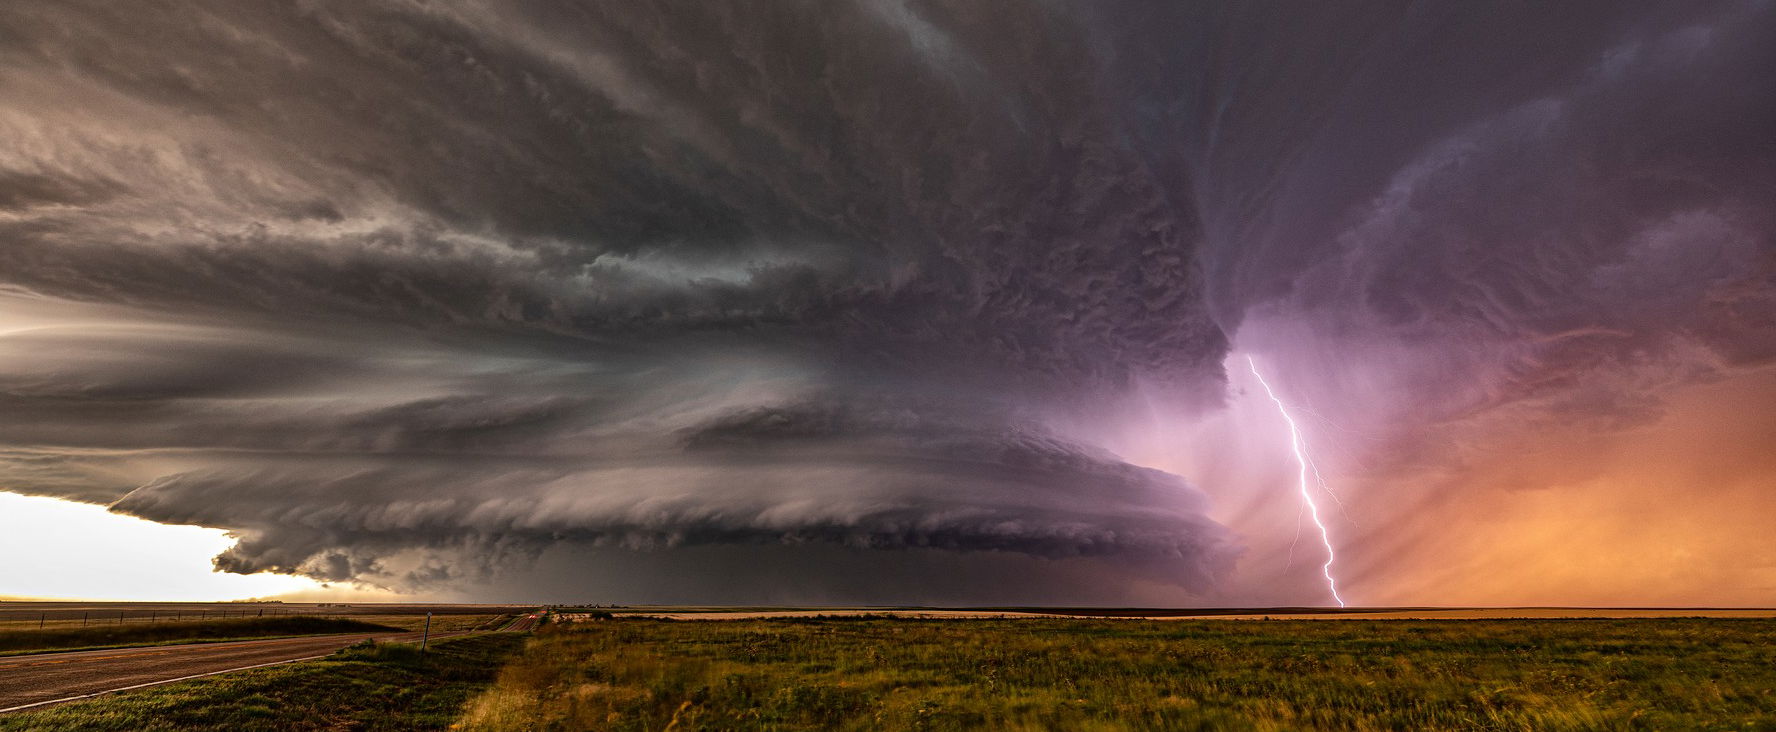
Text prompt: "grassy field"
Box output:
[[0, 634, 525, 731], [460, 618, 1776, 731], [366, 614, 510, 633], [0, 616, 399, 656], [0, 614, 505, 634], [0, 603, 531, 633]]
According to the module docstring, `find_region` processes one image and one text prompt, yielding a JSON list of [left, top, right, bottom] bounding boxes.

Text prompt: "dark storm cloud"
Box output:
[[0, 326, 355, 400], [1229, 0, 1776, 435], [0, 0, 1224, 387], [0, 292, 1237, 595], [0, 0, 1769, 601], [111, 423, 1232, 590], [1177, 1, 1775, 604]]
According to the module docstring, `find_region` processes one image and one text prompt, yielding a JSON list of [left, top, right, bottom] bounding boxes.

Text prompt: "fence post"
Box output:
[[420, 612, 432, 653]]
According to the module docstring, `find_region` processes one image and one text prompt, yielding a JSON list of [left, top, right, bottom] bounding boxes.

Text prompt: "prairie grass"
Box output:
[[371, 614, 510, 633], [459, 618, 1776, 731], [0, 634, 524, 731], [0, 616, 399, 656]]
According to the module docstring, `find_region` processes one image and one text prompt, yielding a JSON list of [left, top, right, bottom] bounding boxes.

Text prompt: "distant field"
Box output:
[[556, 605, 1776, 621], [368, 614, 510, 633], [0, 602, 531, 633], [0, 602, 514, 656], [0, 616, 398, 656], [461, 617, 1776, 730]]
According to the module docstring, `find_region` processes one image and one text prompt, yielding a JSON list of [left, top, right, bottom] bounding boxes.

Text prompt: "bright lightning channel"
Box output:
[[1247, 356, 1347, 608]]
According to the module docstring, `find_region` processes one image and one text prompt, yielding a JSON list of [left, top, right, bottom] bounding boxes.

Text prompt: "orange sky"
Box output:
[[1334, 365, 1776, 606]]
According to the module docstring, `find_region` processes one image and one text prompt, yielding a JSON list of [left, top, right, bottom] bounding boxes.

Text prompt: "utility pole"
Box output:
[[420, 612, 432, 653]]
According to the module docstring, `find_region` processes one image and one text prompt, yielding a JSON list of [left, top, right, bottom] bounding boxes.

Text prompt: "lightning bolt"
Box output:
[[1247, 356, 1347, 608]]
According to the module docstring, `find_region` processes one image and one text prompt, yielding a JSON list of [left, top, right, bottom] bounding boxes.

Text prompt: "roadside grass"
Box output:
[[460, 618, 1776, 731], [369, 614, 509, 633], [0, 616, 401, 656], [0, 633, 525, 731]]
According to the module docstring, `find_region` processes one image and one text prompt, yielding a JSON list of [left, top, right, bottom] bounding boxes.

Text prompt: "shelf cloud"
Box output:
[[0, 0, 1769, 604]]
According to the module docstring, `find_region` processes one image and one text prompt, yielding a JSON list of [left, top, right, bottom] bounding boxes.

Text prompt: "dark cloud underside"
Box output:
[[0, 0, 1769, 602]]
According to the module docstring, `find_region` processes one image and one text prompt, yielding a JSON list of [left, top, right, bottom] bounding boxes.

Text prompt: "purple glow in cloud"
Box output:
[[1247, 356, 1345, 608]]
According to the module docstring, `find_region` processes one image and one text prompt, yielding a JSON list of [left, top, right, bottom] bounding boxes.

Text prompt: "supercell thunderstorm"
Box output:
[[0, 1, 1771, 605]]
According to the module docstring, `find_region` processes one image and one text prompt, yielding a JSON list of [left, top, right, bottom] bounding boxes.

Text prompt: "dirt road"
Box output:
[[0, 629, 473, 713]]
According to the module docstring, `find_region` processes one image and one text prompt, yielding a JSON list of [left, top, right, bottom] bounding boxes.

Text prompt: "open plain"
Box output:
[[3, 604, 1773, 730], [462, 614, 1776, 731], [584, 606, 1776, 621]]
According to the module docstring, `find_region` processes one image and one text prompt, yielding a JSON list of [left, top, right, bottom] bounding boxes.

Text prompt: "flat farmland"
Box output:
[[461, 616, 1776, 731], [0, 602, 529, 634], [3, 609, 1774, 730], [567, 606, 1776, 621]]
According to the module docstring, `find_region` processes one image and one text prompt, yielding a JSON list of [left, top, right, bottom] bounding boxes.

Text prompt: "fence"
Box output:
[[0, 606, 318, 630]]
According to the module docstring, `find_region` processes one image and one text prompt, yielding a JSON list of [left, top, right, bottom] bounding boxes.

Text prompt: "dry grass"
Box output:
[[0, 612, 507, 635], [0, 616, 399, 656], [368, 614, 509, 633], [459, 617, 1776, 731]]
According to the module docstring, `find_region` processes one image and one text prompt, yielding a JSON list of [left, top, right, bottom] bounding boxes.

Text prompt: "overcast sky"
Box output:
[[1, 1, 1771, 605]]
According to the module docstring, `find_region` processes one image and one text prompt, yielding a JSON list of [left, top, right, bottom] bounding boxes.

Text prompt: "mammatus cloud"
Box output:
[[0, 1, 1770, 603]]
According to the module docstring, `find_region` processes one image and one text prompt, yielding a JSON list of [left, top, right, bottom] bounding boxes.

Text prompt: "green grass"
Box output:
[[0, 634, 525, 731], [459, 618, 1776, 731], [0, 616, 400, 656]]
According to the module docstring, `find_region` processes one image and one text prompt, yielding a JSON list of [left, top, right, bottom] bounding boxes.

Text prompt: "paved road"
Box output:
[[0, 628, 481, 713], [502, 612, 542, 632]]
